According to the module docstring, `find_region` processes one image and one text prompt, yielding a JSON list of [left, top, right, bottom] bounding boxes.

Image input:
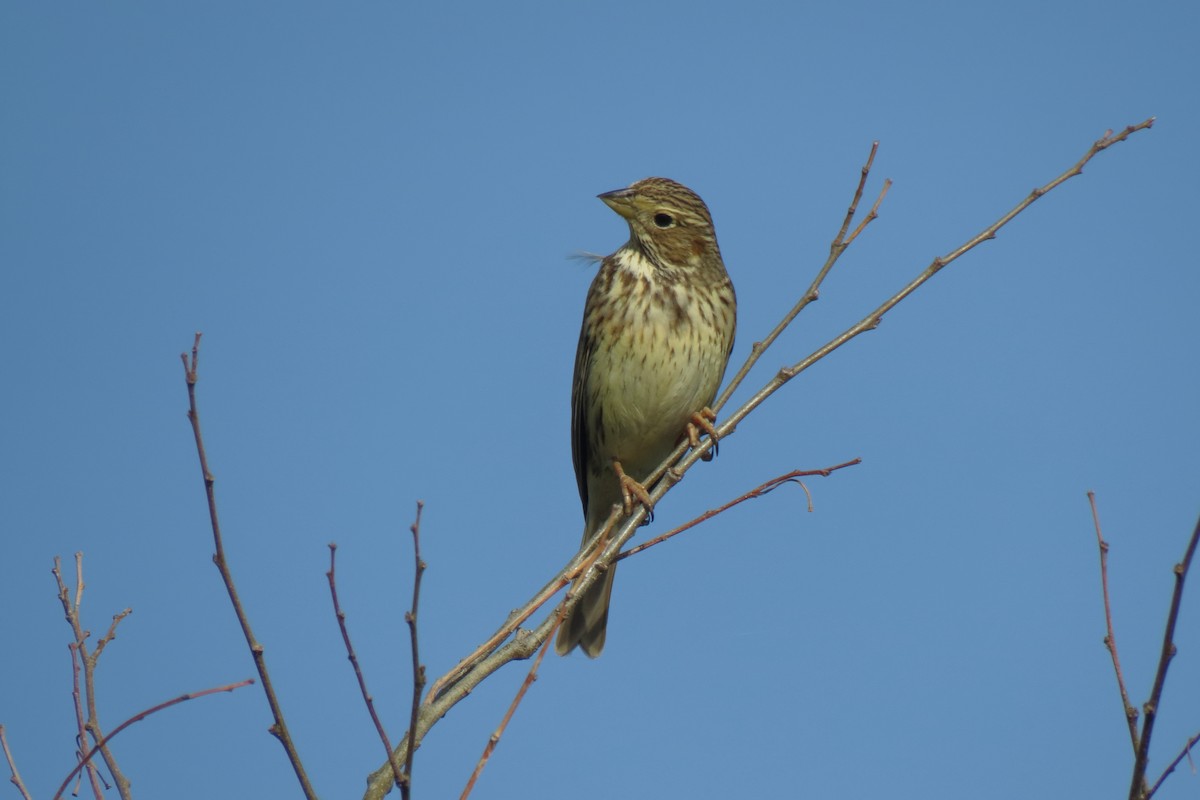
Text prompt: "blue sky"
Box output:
[[2, 3, 1197, 798]]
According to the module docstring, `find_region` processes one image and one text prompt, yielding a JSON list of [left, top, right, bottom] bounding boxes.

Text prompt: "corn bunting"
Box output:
[[556, 177, 737, 657]]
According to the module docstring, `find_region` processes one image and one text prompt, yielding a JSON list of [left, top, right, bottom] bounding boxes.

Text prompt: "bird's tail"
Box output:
[[554, 557, 616, 658]]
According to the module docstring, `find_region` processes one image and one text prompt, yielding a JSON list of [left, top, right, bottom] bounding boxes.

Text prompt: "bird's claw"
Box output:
[[612, 458, 654, 521], [687, 407, 720, 461]]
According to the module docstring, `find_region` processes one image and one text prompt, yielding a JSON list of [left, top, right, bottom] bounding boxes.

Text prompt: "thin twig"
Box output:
[[73, 554, 84, 618], [0, 724, 33, 800], [618, 460, 861, 561], [367, 513, 626, 799], [51, 680, 254, 800], [181, 333, 317, 800], [1146, 731, 1200, 799], [1129, 512, 1200, 800], [844, 176, 891, 247], [425, 508, 622, 704], [93, 608, 132, 663], [363, 121, 1155, 800], [721, 120, 1157, 450], [328, 544, 405, 791], [459, 616, 561, 800], [67, 643, 105, 799], [1087, 491, 1140, 751], [712, 142, 887, 418], [402, 502, 428, 800], [835, 141, 879, 243]]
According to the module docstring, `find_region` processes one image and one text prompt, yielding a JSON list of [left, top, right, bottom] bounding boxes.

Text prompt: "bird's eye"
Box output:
[[653, 212, 676, 229]]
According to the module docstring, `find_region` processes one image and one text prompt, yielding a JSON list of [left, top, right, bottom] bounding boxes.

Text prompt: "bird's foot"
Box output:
[[687, 407, 720, 461], [612, 458, 654, 521]]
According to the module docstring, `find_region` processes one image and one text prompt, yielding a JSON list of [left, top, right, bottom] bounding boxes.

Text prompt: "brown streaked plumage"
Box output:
[[556, 177, 737, 657]]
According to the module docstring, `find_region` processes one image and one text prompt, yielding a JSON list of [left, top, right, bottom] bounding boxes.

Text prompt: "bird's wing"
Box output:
[[570, 311, 593, 515]]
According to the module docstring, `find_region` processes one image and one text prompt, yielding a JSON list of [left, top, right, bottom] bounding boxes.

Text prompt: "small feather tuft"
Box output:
[[569, 250, 605, 266]]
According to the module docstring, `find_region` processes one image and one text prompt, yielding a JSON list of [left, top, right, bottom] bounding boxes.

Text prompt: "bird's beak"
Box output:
[[598, 188, 638, 220]]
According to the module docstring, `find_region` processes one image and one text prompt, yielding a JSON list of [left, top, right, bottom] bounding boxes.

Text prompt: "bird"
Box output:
[[556, 177, 737, 657]]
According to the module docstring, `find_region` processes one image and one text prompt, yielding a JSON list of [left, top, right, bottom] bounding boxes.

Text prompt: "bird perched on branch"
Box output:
[[556, 177, 737, 657]]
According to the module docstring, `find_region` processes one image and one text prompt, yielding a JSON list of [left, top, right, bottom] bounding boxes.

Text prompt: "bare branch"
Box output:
[[1147, 731, 1200, 799], [424, 509, 622, 704], [328, 543, 405, 792], [721, 119, 1157, 449], [459, 622, 559, 799], [712, 142, 888, 418], [52, 554, 129, 799], [51, 680, 254, 800], [355, 120, 1156, 798], [181, 332, 317, 800], [832, 141, 878, 243], [366, 518, 618, 797], [618, 460, 861, 561], [1130, 512, 1200, 800], [403, 502, 428, 800], [67, 643, 105, 799], [844, 176, 891, 247]]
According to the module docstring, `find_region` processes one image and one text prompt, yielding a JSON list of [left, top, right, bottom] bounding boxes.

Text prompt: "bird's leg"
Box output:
[[686, 406, 720, 461], [612, 458, 654, 520]]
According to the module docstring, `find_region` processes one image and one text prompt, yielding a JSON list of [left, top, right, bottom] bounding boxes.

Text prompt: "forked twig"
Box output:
[[51, 680, 254, 800], [362, 120, 1155, 800], [181, 333, 317, 800], [459, 616, 563, 799], [52, 554, 131, 799], [618, 460, 861, 561], [720, 120, 1156, 445], [712, 143, 889, 418], [1147, 731, 1200, 799], [424, 508, 623, 704]]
